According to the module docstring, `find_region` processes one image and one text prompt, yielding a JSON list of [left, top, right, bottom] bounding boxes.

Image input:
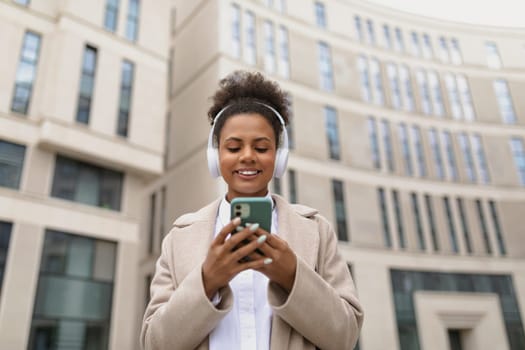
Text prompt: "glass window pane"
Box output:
[[0, 140, 26, 189]]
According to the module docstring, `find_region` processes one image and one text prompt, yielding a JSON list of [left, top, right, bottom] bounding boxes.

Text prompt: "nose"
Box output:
[[239, 146, 256, 163]]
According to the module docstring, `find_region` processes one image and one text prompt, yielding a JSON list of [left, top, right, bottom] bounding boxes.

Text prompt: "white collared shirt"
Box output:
[[209, 194, 277, 350]]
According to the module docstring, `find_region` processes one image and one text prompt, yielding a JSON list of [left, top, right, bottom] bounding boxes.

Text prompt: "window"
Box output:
[[428, 129, 444, 179], [411, 126, 426, 177], [416, 70, 431, 115], [450, 38, 462, 64], [148, 192, 156, 254], [485, 42, 502, 68], [0, 221, 12, 296], [410, 32, 421, 57], [445, 73, 462, 120], [125, 0, 140, 41], [263, 21, 276, 74], [471, 135, 490, 183], [438, 36, 449, 63], [383, 24, 391, 49], [370, 58, 384, 105], [422, 33, 433, 59], [29, 230, 116, 350], [443, 196, 459, 253], [357, 56, 371, 102], [510, 137, 525, 185], [51, 155, 124, 211], [456, 198, 472, 254], [11, 31, 41, 115], [76, 46, 97, 124], [475, 199, 492, 254], [366, 19, 375, 45], [0, 140, 26, 189], [494, 79, 516, 124], [399, 65, 414, 111], [354, 16, 363, 42], [276, 0, 286, 12], [14, 0, 30, 5], [381, 120, 394, 172], [324, 107, 340, 160], [387, 63, 401, 109], [116, 60, 134, 137], [398, 123, 413, 176], [368, 117, 380, 169], [489, 201, 506, 255], [411, 193, 425, 251], [332, 180, 348, 241], [377, 188, 392, 247], [392, 190, 405, 249], [244, 11, 256, 64], [231, 4, 241, 58], [288, 169, 297, 203], [104, 0, 119, 32], [159, 186, 166, 249], [456, 75, 475, 121], [428, 71, 444, 116], [424, 195, 439, 251], [277, 26, 289, 78], [442, 131, 458, 181], [394, 27, 404, 52], [318, 42, 333, 91], [458, 133, 476, 182], [314, 2, 326, 28]]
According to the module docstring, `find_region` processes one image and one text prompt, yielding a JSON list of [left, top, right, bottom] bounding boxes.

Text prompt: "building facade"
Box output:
[[141, 1, 525, 350], [0, 0, 169, 349]]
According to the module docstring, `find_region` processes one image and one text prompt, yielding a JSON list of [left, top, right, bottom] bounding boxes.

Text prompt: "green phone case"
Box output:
[[230, 197, 272, 233]]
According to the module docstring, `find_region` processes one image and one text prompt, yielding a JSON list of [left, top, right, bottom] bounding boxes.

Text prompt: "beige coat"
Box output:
[[141, 194, 363, 350]]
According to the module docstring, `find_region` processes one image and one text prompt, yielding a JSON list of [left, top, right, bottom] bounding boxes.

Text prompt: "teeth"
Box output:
[[238, 170, 258, 175]]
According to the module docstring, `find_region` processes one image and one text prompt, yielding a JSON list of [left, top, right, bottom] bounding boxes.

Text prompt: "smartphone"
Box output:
[[230, 197, 272, 233]]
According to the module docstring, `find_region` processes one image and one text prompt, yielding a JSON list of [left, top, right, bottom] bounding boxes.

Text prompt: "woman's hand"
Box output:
[[252, 229, 297, 293], [202, 217, 270, 300]]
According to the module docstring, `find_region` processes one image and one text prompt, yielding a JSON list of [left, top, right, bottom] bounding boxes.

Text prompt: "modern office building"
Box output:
[[0, 0, 170, 349], [141, 1, 525, 350]]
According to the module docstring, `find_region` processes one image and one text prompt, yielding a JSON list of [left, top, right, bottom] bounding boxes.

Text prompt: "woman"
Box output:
[[141, 71, 363, 350]]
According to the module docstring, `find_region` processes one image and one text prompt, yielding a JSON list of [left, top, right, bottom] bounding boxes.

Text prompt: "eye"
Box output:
[[227, 147, 240, 153], [255, 148, 268, 153]]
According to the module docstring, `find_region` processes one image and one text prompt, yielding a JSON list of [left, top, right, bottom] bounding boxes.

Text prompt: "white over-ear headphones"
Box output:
[[207, 101, 289, 178]]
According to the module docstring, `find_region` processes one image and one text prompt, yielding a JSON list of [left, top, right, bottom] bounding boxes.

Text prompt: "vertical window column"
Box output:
[[381, 120, 394, 172], [424, 194, 439, 251], [445, 73, 462, 120], [387, 63, 401, 109], [0, 140, 27, 189], [116, 60, 134, 137], [318, 42, 333, 91], [485, 42, 502, 69], [367, 116, 381, 169], [244, 11, 256, 64], [428, 128, 444, 179], [416, 70, 431, 115], [489, 200, 506, 256], [456, 75, 476, 121], [494, 79, 516, 124], [443, 196, 459, 253], [458, 133, 476, 182], [392, 190, 406, 249], [0, 222, 13, 296], [377, 188, 392, 247], [314, 1, 326, 28], [456, 198, 473, 254], [428, 71, 444, 117], [288, 169, 297, 203], [411, 193, 426, 251], [104, 0, 120, 32], [470, 135, 490, 184], [357, 55, 371, 102], [510, 137, 525, 185], [332, 180, 348, 241], [263, 21, 276, 74], [442, 131, 458, 181], [125, 0, 140, 41], [411, 126, 426, 177], [475, 199, 493, 255], [398, 123, 413, 176], [230, 4, 241, 58], [277, 26, 289, 78], [399, 65, 415, 111], [76, 46, 97, 124], [11, 31, 41, 115], [324, 106, 340, 160], [370, 58, 384, 105]]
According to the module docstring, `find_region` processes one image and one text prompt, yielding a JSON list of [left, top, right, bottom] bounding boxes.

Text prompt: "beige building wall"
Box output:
[[0, 0, 169, 349], [138, 1, 525, 350]]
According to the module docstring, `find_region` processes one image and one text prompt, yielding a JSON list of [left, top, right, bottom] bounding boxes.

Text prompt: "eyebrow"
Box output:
[[224, 137, 272, 142]]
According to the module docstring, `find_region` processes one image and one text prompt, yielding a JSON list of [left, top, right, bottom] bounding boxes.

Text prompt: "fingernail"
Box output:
[[257, 235, 267, 244], [236, 226, 244, 232], [232, 217, 241, 225], [249, 223, 259, 232], [264, 258, 273, 265]]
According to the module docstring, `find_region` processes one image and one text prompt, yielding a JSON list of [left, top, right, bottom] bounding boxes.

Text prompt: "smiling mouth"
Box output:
[[235, 170, 261, 176]]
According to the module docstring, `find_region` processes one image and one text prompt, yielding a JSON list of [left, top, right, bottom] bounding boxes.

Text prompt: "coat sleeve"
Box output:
[[267, 215, 364, 350], [140, 230, 233, 350]]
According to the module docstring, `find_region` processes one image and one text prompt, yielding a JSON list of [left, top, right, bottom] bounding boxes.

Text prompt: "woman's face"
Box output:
[[218, 113, 277, 201]]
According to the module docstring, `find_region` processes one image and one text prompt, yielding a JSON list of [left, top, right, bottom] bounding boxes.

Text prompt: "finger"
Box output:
[[224, 223, 260, 250], [231, 233, 268, 262], [234, 255, 273, 274], [214, 217, 241, 245]]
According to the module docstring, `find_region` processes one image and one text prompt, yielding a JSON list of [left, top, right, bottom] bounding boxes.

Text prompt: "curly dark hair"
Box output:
[[207, 70, 291, 147]]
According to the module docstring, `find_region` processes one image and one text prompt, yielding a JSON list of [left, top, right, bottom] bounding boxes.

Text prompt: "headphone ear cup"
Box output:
[[273, 148, 289, 178], [207, 146, 221, 178]]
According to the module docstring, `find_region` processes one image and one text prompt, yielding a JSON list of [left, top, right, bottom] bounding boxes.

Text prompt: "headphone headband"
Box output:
[[207, 101, 289, 178]]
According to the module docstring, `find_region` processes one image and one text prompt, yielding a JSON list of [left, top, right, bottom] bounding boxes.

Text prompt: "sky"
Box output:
[[365, 0, 524, 28]]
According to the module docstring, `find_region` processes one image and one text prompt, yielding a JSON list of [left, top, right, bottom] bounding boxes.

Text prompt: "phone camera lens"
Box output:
[[235, 212, 241, 216], [235, 205, 241, 209]]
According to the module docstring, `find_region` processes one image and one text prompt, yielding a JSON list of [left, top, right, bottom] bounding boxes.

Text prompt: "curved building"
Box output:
[[147, 1, 525, 350]]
